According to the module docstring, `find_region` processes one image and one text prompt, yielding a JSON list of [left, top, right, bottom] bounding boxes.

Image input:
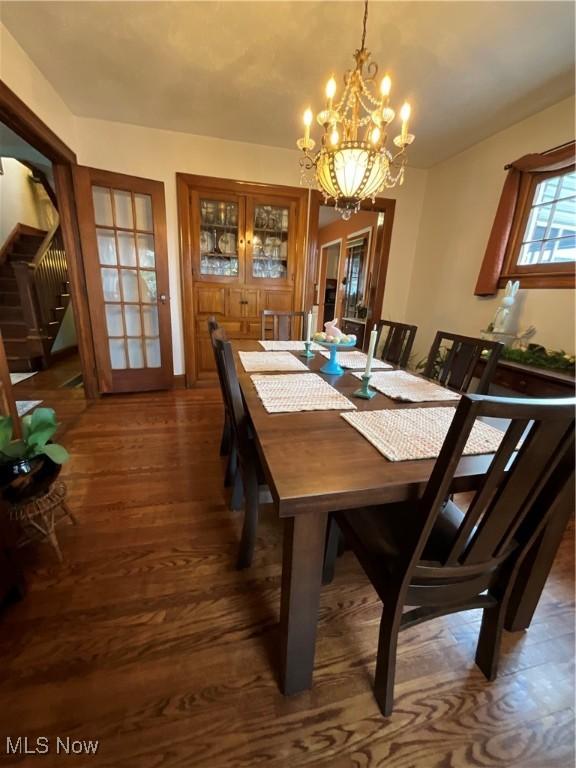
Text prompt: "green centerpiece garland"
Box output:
[[492, 344, 575, 375]]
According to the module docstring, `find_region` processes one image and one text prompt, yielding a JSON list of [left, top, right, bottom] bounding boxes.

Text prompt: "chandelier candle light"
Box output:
[[297, 0, 415, 218]]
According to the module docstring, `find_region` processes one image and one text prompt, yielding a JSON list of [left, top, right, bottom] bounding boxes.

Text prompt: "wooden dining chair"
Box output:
[[375, 320, 417, 368], [208, 317, 235, 486], [423, 331, 504, 394], [213, 330, 264, 568], [261, 310, 306, 341], [329, 394, 575, 716]]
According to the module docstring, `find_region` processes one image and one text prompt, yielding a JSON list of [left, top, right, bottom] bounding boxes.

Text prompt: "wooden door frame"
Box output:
[[177, 172, 309, 387], [306, 192, 396, 349], [317, 238, 342, 327], [0, 80, 99, 399]]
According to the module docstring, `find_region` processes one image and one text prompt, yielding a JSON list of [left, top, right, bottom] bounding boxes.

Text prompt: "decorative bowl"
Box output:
[[316, 339, 356, 376]]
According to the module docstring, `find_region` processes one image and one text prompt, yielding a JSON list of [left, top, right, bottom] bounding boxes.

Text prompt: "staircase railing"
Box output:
[[32, 225, 69, 336], [9, 224, 70, 365]]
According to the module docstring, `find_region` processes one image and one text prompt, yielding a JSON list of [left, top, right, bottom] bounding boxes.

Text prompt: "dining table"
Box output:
[[232, 340, 572, 696]]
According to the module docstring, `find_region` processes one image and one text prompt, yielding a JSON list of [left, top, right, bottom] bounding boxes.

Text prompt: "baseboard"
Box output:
[[173, 374, 186, 389]]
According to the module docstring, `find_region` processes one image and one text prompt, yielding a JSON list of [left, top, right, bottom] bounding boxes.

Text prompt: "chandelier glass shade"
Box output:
[[297, 0, 415, 218]]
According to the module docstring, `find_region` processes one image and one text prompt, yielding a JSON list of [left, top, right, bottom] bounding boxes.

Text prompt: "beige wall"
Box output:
[[0, 23, 77, 150], [0, 158, 42, 242], [406, 97, 576, 360]]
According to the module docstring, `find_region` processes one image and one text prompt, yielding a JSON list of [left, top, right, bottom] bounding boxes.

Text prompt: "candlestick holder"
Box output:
[[300, 341, 315, 359], [353, 373, 377, 399]]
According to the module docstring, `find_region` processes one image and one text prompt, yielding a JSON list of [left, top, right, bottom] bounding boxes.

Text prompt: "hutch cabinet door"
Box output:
[[245, 195, 297, 287], [73, 167, 173, 393], [191, 190, 245, 283]]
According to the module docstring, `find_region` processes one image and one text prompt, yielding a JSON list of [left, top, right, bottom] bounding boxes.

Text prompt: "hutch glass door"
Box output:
[[247, 196, 295, 285], [198, 196, 241, 279]]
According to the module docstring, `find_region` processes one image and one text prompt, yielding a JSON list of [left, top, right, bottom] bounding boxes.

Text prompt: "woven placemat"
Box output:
[[318, 350, 393, 370], [251, 373, 356, 413], [259, 340, 323, 351], [353, 370, 460, 402], [239, 351, 310, 373], [341, 407, 504, 461]]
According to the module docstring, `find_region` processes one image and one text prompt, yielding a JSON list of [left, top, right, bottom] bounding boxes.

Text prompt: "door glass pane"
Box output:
[[105, 304, 124, 336], [252, 203, 289, 279], [199, 197, 239, 276], [134, 194, 153, 232], [92, 187, 113, 226], [101, 268, 120, 301], [145, 338, 161, 368], [137, 234, 155, 267], [140, 271, 157, 302], [127, 338, 144, 368], [124, 305, 141, 336], [121, 269, 139, 302], [97, 184, 163, 376], [109, 339, 126, 369], [113, 190, 133, 228], [142, 305, 159, 337], [117, 231, 137, 266], [97, 229, 117, 265]]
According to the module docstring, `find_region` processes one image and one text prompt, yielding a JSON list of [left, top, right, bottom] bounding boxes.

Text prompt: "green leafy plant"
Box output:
[[499, 344, 575, 374], [0, 407, 70, 465]]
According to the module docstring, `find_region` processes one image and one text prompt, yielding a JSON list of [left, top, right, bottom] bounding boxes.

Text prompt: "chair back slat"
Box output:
[[424, 331, 503, 393], [261, 310, 306, 341], [414, 395, 575, 582], [376, 320, 417, 367], [213, 331, 251, 451], [463, 420, 574, 565], [445, 418, 530, 564]]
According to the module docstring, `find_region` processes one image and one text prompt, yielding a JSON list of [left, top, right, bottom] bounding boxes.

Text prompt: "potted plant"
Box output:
[[0, 407, 70, 503]]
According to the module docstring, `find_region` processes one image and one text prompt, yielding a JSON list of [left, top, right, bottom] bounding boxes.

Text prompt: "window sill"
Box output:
[[499, 271, 575, 290]]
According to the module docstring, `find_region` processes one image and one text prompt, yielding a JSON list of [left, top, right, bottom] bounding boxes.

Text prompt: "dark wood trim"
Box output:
[[0, 80, 76, 165], [308, 193, 396, 350], [53, 164, 99, 399], [500, 164, 575, 290], [0, 79, 100, 400]]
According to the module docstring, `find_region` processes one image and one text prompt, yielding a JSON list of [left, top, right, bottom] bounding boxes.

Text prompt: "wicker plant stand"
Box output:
[[10, 482, 77, 562]]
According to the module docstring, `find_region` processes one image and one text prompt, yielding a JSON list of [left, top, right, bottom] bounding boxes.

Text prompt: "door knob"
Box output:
[[159, 294, 168, 304]]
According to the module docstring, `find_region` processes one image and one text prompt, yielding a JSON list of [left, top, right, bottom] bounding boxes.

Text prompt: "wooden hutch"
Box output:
[[177, 174, 309, 384]]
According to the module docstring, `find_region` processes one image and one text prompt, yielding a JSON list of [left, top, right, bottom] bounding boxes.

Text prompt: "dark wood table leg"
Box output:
[[505, 483, 574, 632], [279, 511, 328, 695]]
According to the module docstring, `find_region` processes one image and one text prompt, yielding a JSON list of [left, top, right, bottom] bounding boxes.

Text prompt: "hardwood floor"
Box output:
[[11, 353, 88, 434], [0, 389, 573, 767]]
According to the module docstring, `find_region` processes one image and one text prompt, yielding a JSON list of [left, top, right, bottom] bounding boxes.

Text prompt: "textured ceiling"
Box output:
[[2, 1, 574, 167]]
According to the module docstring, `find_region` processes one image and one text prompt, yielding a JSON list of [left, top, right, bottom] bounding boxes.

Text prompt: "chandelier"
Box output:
[[296, 0, 415, 219]]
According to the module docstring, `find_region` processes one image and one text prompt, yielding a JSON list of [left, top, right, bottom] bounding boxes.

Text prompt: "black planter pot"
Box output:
[[0, 455, 61, 504]]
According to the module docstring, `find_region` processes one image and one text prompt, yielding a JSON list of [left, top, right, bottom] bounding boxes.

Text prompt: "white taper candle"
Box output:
[[306, 311, 312, 343], [365, 324, 378, 376]]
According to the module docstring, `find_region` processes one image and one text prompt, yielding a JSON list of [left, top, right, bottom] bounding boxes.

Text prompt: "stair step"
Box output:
[[0, 277, 17, 291], [3, 338, 30, 356], [1, 292, 21, 307], [0, 306, 24, 322], [7, 356, 36, 373], [0, 322, 28, 339]]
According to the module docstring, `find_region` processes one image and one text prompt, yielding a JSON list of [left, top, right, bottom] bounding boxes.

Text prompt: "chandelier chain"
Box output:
[[360, 0, 369, 51], [296, 0, 414, 215]]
